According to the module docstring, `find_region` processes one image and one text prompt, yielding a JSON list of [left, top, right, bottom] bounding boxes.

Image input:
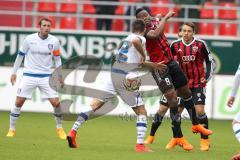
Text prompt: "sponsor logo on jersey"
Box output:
[[182, 55, 195, 63]]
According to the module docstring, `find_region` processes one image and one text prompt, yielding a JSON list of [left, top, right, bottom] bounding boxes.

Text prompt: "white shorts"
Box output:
[[234, 112, 240, 122], [98, 71, 144, 108], [17, 75, 58, 100]]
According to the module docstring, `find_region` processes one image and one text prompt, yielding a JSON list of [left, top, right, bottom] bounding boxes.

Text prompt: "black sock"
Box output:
[[183, 96, 199, 125], [198, 114, 209, 139], [170, 107, 183, 138], [150, 113, 164, 136]]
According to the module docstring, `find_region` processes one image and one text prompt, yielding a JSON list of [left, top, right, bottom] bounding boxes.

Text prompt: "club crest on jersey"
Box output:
[[197, 93, 201, 97], [48, 44, 54, 51], [192, 46, 198, 52], [17, 88, 21, 94]]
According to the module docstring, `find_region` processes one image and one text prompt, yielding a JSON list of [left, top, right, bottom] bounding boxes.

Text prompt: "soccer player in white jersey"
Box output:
[[6, 17, 66, 139], [227, 64, 240, 160], [66, 19, 167, 152]]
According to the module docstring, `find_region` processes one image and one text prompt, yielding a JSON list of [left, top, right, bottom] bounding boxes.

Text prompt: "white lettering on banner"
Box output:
[[0, 33, 124, 60], [87, 37, 105, 58], [68, 36, 86, 57], [56, 35, 69, 59], [105, 37, 122, 59], [9, 34, 17, 55], [0, 34, 10, 55], [0, 34, 5, 54], [18, 34, 27, 50]]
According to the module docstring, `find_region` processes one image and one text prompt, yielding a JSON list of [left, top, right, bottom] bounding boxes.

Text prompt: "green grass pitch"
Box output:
[[0, 111, 239, 160]]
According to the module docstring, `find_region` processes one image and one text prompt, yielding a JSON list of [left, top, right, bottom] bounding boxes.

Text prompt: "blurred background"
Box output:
[[0, 0, 239, 120]]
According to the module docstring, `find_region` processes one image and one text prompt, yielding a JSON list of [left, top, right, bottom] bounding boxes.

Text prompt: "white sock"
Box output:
[[72, 110, 93, 132], [136, 115, 147, 144], [233, 123, 240, 143], [9, 106, 21, 130], [54, 106, 63, 129]]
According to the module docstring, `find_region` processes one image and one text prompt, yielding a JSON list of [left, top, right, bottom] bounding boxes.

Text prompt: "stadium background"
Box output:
[[0, 0, 240, 160]]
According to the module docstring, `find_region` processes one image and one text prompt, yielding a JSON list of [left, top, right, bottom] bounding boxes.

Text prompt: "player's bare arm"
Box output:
[[132, 37, 146, 62], [145, 11, 175, 39], [142, 61, 168, 73]]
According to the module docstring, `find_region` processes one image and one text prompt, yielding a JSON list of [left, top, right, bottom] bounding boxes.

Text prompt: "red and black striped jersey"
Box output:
[[145, 18, 173, 64], [170, 37, 214, 88]]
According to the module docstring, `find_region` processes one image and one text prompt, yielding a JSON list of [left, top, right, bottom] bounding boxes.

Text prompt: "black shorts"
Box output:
[[160, 87, 206, 106], [191, 87, 206, 105], [152, 60, 188, 94]]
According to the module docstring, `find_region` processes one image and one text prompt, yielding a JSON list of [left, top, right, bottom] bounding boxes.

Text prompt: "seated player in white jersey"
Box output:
[[7, 17, 66, 139], [227, 64, 240, 160], [66, 19, 167, 152]]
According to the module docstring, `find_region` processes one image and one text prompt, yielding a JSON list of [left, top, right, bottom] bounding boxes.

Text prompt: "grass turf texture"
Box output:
[[0, 111, 238, 160]]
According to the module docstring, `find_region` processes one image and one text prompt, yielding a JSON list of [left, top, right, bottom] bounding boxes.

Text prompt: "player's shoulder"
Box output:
[[48, 34, 59, 41], [195, 38, 207, 45], [128, 33, 145, 43], [25, 33, 38, 40], [170, 38, 181, 46]]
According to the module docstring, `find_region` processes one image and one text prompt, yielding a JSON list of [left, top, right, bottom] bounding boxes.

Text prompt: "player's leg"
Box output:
[[232, 112, 240, 143], [152, 68, 188, 149], [39, 76, 66, 139], [232, 113, 240, 160], [7, 97, 26, 137], [67, 98, 105, 148], [152, 69, 189, 149], [48, 97, 66, 140], [192, 87, 210, 151], [144, 95, 169, 144], [132, 105, 153, 152], [66, 77, 116, 148], [7, 76, 36, 137], [164, 97, 193, 151], [164, 90, 193, 150], [169, 60, 212, 136]]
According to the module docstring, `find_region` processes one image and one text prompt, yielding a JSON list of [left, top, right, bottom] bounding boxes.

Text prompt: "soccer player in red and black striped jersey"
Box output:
[[145, 22, 214, 151], [172, 22, 214, 151], [136, 8, 213, 150]]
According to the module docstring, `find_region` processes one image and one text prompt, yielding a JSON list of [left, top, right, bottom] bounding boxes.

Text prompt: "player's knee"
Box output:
[[158, 105, 168, 115], [90, 99, 104, 111], [15, 98, 25, 107], [197, 109, 205, 115], [178, 86, 192, 98], [52, 101, 60, 108], [137, 107, 147, 116], [164, 91, 178, 107]]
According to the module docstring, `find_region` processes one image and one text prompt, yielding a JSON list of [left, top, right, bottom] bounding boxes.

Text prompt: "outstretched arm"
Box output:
[[145, 11, 175, 39]]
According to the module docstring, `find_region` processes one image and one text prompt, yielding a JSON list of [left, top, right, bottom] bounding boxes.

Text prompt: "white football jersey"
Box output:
[[117, 33, 146, 64], [19, 33, 60, 74]]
